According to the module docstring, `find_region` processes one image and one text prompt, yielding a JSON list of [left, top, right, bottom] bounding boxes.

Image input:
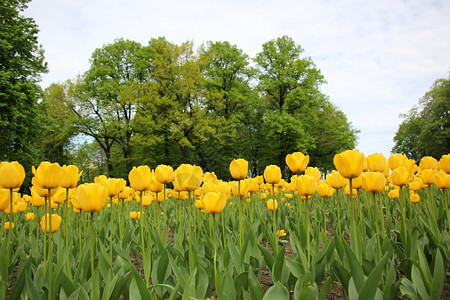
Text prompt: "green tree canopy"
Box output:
[[393, 74, 450, 161], [0, 0, 47, 167]]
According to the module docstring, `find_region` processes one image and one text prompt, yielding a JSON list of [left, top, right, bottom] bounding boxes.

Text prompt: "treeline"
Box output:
[[37, 36, 358, 181]]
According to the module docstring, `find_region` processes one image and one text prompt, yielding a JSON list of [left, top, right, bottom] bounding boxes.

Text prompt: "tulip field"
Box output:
[[1, 151, 450, 299]]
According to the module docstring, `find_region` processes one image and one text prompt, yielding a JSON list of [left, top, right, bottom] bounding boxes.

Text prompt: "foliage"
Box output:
[[0, 0, 47, 180], [393, 75, 450, 161]]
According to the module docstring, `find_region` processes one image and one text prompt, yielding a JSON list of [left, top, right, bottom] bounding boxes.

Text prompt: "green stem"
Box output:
[[373, 193, 381, 261], [188, 192, 194, 272], [65, 188, 71, 279], [48, 189, 53, 299], [238, 180, 243, 248], [378, 193, 386, 239], [90, 212, 94, 278], [139, 191, 148, 286], [349, 178, 359, 261], [110, 196, 114, 263], [336, 189, 341, 236], [213, 214, 219, 293], [443, 189, 450, 228], [306, 196, 311, 268]]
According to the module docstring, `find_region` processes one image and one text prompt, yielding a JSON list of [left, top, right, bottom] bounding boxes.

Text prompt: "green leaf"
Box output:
[[412, 264, 429, 299], [357, 250, 391, 300], [343, 237, 364, 292], [248, 269, 265, 300], [272, 245, 286, 283], [219, 273, 236, 300], [262, 282, 289, 300], [430, 250, 445, 300], [257, 244, 275, 270], [26, 272, 43, 300], [129, 278, 143, 300], [286, 257, 304, 278], [417, 247, 432, 289], [332, 260, 351, 290]]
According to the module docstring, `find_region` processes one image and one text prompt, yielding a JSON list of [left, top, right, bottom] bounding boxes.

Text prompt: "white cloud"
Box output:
[[25, 0, 450, 159]]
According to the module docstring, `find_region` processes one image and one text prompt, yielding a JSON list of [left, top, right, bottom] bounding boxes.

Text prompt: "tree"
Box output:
[[0, 0, 47, 169], [393, 75, 450, 161]]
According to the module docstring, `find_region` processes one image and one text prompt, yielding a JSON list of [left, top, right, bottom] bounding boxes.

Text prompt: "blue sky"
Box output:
[[25, 0, 450, 160]]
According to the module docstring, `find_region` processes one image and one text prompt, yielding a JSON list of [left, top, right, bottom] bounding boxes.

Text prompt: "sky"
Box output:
[[24, 0, 450, 160]]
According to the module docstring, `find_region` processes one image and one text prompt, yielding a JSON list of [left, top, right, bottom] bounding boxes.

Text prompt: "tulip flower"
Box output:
[[439, 154, 450, 173], [202, 172, 217, 183], [0, 161, 25, 189], [174, 164, 203, 192], [391, 167, 411, 187], [94, 175, 108, 184], [107, 178, 124, 197], [264, 165, 282, 185], [305, 167, 321, 182], [32, 162, 63, 189], [388, 153, 408, 170], [51, 188, 66, 204], [202, 182, 218, 194], [419, 156, 439, 170], [128, 166, 151, 191], [296, 175, 318, 196], [326, 170, 346, 189], [367, 153, 388, 173], [4, 222, 14, 230], [229, 159, 248, 180], [333, 150, 365, 179], [0, 189, 9, 211], [149, 172, 164, 193], [436, 171, 450, 189], [317, 182, 332, 197], [76, 183, 108, 212], [409, 180, 422, 192], [421, 169, 437, 185], [388, 189, 399, 199], [155, 165, 174, 184], [285, 152, 309, 174], [266, 199, 278, 211], [60, 165, 82, 188], [129, 211, 141, 219], [247, 178, 258, 193], [202, 192, 227, 214], [277, 229, 287, 237], [410, 193, 420, 204], [231, 180, 249, 197], [362, 172, 386, 193], [40, 214, 62, 233], [26, 213, 35, 220]]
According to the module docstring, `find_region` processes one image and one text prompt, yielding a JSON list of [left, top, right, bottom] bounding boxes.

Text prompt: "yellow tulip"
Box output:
[[30, 187, 46, 207], [305, 167, 321, 182], [285, 152, 309, 173], [229, 159, 248, 180], [388, 153, 408, 170], [277, 229, 287, 237], [141, 193, 153, 206], [362, 172, 386, 193], [52, 188, 66, 204], [391, 167, 411, 187], [40, 214, 62, 233], [60, 165, 82, 188], [344, 185, 358, 196], [32, 161, 62, 189], [247, 178, 258, 193], [106, 178, 124, 196], [202, 192, 227, 214], [367, 153, 388, 172], [119, 186, 132, 200], [202, 182, 218, 194], [388, 189, 399, 199], [129, 211, 140, 219], [420, 169, 437, 185], [31, 178, 57, 198], [16, 201, 27, 212], [4, 222, 14, 230], [230, 180, 249, 197], [436, 171, 450, 189], [439, 154, 450, 173], [263, 165, 282, 184], [266, 199, 278, 211], [326, 170, 346, 189], [296, 175, 318, 196], [350, 175, 363, 189], [76, 183, 108, 212], [174, 164, 203, 192], [202, 172, 217, 183], [26, 213, 35, 220], [0, 189, 9, 211], [317, 182, 331, 197], [333, 150, 365, 179], [155, 164, 174, 184], [149, 171, 164, 193], [419, 156, 439, 170], [128, 166, 151, 191], [194, 199, 205, 210], [410, 193, 420, 204], [0, 161, 25, 189], [409, 180, 422, 192]]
